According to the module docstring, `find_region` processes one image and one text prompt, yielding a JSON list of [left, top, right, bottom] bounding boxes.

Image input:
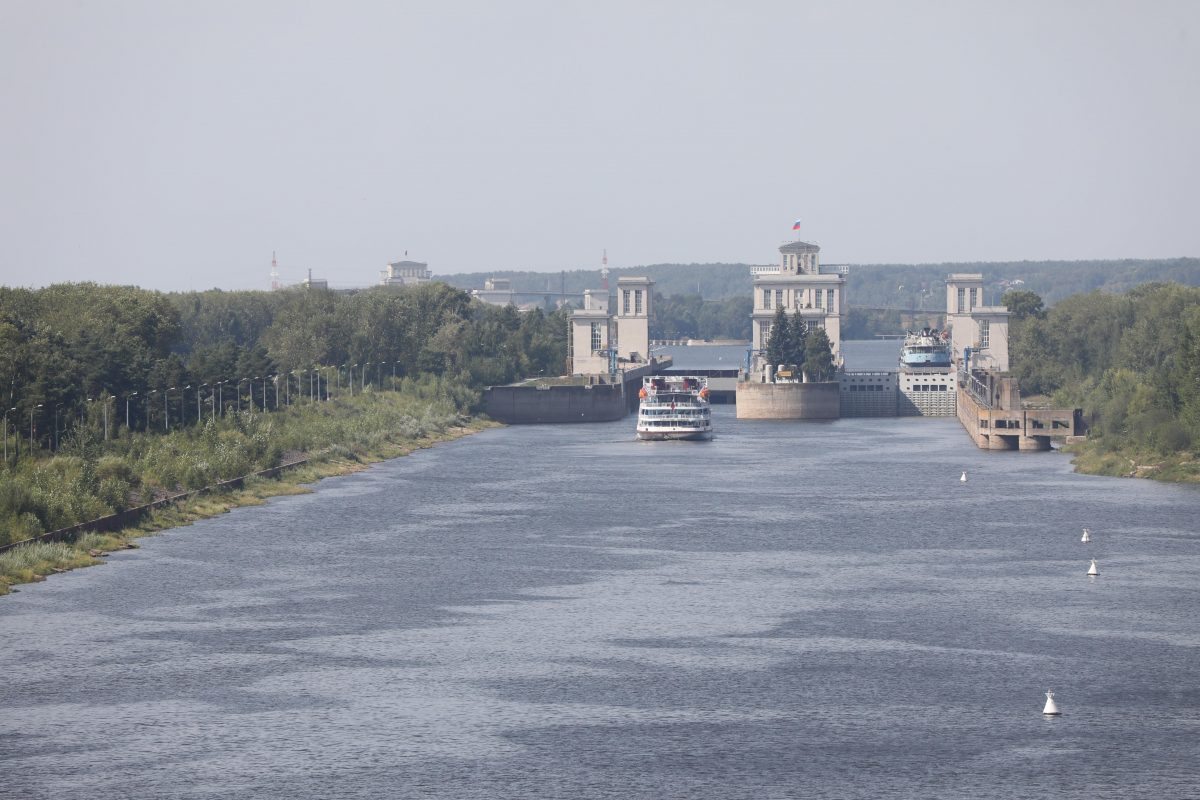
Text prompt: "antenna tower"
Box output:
[[270, 251, 280, 290], [600, 248, 610, 291]]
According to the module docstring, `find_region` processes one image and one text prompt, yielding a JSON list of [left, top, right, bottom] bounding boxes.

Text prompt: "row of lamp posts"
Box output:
[[5, 361, 403, 463]]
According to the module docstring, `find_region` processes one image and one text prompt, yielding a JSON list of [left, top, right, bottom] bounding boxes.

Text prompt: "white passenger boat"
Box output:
[[636, 375, 713, 441]]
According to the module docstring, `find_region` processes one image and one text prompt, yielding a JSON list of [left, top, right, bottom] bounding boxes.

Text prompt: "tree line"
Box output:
[[1005, 283, 1200, 469], [443, 258, 1199, 341], [0, 282, 568, 458]]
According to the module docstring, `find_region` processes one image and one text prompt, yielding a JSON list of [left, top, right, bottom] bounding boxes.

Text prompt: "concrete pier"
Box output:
[[957, 369, 1082, 450], [735, 381, 840, 419]]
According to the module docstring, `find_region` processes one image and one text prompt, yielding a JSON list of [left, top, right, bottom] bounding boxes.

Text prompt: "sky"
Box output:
[[1, 1, 1198, 292]]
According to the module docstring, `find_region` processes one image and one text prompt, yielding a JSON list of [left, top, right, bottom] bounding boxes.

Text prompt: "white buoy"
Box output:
[[960, 471, 968, 483], [1042, 690, 1061, 716], [1081, 528, 1091, 543], [1087, 558, 1099, 576]]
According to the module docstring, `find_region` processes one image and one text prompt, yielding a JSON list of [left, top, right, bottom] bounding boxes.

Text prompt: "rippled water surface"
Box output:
[[3, 409, 1198, 799]]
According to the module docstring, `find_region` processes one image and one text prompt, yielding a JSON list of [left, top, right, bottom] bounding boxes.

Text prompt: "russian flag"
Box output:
[[792, 219, 802, 231]]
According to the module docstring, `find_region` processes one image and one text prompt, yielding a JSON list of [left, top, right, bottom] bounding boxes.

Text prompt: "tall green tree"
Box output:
[[765, 307, 789, 367], [803, 328, 834, 381], [1001, 289, 1045, 321], [787, 313, 808, 367]]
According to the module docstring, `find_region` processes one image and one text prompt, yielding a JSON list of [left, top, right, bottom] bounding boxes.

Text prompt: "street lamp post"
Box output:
[[54, 403, 63, 450], [261, 376, 267, 410], [181, 385, 189, 427], [126, 392, 138, 435], [30, 403, 43, 452], [4, 406, 15, 462], [272, 376, 279, 409], [197, 384, 205, 422], [103, 397, 112, 441], [350, 364, 357, 397]]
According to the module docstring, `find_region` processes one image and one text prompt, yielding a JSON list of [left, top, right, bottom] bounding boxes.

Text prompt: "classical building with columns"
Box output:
[[945, 273, 1010, 371], [750, 240, 847, 361], [568, 276, 654, 376]]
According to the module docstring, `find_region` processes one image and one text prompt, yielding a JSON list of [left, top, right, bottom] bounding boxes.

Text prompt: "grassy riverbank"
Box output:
[[1067, 442, 1200, 483], [0, 378, 497, 596]]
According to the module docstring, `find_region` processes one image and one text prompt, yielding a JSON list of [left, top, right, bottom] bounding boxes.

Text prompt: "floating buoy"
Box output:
[[1087, 559, 1099, 576], [1081, 528, 1091, 543], [1042, 691, 1061, 716], [960, 471, 968, 483]]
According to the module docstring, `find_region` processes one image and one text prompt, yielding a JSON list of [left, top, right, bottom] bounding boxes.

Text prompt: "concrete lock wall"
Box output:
[[735, 381, 840, 420], [484, 385, 627, 424]]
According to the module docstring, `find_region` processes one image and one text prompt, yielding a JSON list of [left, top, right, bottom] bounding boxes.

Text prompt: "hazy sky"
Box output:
[[2, 1, 1197, 291]]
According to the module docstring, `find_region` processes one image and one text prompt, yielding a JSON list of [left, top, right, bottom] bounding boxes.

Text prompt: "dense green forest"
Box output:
[[0, 282, 568, 553], [649, 295, 752, 340], [1, 282, 567, 445], [1006, 283, 1200, 479]]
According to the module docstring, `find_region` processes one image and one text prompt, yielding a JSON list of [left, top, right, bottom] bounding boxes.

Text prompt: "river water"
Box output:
[[3, 378, 1199, 798]]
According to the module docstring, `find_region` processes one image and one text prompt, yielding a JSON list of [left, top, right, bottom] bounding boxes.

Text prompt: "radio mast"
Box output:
[[270, 251, 280, 291]]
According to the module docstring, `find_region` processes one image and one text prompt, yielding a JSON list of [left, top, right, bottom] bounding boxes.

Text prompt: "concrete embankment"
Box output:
[[484, 384, 627, 424]]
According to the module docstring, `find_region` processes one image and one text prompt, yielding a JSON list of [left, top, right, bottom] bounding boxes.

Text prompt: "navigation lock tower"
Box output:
[[750, 238, 846, 373], [946, 273, 1010, 371], [616, 276, 653, 364]]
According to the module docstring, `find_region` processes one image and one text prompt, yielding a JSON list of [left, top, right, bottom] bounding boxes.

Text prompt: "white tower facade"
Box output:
[[750, 240, 846, 359], [615, 276, 653, 363], [946, 273, 1010, 371]]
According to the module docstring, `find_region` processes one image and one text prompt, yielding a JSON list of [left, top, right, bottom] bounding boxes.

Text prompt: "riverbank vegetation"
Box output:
[[0, 383, 494, 594], [0, 280, 566, 592], [1006, 283, 1200, 481]]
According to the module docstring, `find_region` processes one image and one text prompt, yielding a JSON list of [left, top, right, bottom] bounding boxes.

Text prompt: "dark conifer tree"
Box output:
[[765, 307, 788, 368], [803, 328, 834, 381], [788, 313, 808, 369]]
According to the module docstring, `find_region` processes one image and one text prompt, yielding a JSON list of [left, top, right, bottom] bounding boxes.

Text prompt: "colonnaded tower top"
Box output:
[[750, 238, 847, 360]]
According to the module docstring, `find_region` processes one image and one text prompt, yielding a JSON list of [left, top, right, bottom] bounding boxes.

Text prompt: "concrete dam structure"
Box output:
[[957, 370, 1082, 450], [735, 381, 840, 420]]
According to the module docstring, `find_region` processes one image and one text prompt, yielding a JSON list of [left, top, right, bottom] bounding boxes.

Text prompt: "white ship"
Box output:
[[636, 376, 713, 441]]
